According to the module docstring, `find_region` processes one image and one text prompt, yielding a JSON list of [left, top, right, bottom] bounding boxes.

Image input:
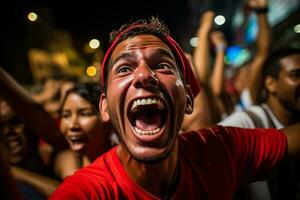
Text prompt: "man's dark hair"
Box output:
[[258, 47, 300, 102], [262, 47, 300, 80], [103, 17, 185, 93], [101, 16, 201, 97], [109, 17, 170, 43]]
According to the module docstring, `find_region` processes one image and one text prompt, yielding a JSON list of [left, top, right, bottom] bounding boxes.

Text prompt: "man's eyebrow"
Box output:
[[108, 52, 135, 68], [153, 49, 175, 60], [107, 48, 176, 70]]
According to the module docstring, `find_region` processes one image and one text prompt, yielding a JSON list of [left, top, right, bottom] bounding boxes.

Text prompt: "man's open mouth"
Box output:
[[128, 97, 167, 136]]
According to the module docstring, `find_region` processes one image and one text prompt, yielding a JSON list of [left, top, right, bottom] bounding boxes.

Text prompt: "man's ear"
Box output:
[[265, 76, 277, 95], [185, 85, 194, 114], [99, 93, 110, 122]]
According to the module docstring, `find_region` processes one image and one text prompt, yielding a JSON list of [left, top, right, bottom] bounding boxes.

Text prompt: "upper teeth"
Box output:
[[131, 98, 164, 111]]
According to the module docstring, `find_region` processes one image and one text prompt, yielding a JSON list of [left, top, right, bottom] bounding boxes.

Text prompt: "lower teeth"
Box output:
[[134, 127, 161, 135]]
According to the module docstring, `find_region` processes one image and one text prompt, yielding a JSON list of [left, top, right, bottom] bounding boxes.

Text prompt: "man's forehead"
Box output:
[[110, 35, 174, 60], [280, 54, 300, 69], [102, 31, 201, 96]]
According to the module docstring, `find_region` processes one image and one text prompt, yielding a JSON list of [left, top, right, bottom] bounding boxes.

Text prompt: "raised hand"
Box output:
[[246, 0, 268, 9]]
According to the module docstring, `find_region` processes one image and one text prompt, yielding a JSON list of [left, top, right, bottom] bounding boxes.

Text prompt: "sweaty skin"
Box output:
[[99, 35, 193, 197]]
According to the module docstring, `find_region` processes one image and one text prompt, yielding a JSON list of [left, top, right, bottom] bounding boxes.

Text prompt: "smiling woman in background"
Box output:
[[54, 83, 117, 179], [0, 67, 117, 181]]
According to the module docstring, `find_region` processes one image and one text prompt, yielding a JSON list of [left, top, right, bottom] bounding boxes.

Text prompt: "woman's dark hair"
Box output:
[[60, 82, 102, 113]]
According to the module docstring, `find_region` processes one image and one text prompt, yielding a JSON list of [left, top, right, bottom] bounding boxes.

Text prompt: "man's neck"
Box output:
[[267, 98, 300, 126], [117, 144, 179, 198]]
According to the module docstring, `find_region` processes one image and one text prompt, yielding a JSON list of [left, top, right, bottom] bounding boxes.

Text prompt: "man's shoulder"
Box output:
[[50, 170, 117, 200], [179, 125, 231, 144], [77, 147, 118, 181], [178, 126, 243, 163], [179, 125, 260, 146], [50, 148, 119, 199], [180, 125, 228, 135]]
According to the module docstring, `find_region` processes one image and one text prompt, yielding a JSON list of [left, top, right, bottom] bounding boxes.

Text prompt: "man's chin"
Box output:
[[132, 152, 170, 164], [129, 145, 174, 164]]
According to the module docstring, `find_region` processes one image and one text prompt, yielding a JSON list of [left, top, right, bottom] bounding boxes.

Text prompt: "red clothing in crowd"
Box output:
[[50, 126, 287, 200]]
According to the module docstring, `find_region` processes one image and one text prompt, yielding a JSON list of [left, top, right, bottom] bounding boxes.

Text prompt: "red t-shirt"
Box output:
[[50, 126, 287, 200]]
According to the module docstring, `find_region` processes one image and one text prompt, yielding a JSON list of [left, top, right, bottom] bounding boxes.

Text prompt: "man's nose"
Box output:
[[132, 61, 158, 88]]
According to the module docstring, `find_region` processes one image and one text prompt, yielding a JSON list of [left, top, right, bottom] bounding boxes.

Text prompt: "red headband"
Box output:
[[101, 27, 200, 97]]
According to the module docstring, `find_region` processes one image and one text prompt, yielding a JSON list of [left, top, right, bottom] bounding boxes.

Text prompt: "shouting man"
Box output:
[[50, 17, 300, 200]]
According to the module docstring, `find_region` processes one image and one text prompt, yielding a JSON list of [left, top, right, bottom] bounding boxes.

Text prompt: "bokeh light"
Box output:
[[86, 66, 97, 77], [294, 24, 300, 33], [214, 15, 226, 25], [89, 39, 100, 49], [27, 12, 38, 22], [189, 37, 199, 47]]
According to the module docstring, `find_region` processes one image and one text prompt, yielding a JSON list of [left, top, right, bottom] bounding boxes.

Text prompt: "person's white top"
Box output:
[[219, 103, 283, 129]]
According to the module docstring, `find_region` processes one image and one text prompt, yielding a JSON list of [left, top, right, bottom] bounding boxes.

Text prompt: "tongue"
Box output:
[[135, 112, 162, 131]]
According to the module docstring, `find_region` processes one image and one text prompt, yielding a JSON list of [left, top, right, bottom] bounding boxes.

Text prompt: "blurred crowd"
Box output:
[[0, 0, 300, 199]]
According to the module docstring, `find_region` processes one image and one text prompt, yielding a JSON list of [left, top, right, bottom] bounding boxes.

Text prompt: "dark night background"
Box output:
[[0, 0, 299, 85]]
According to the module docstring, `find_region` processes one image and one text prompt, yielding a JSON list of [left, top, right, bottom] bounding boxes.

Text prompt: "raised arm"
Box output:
[[193, 10, 214, 85], [0, 67, 67, 151], [209, 30, 236, 117], [245, 0, 271, 104], [189, 10, 225, 123], [11, 166, 61, 197], [182, 54, 214, 131], [209, 30, 227, 97], [31, 79, 62, 104]]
